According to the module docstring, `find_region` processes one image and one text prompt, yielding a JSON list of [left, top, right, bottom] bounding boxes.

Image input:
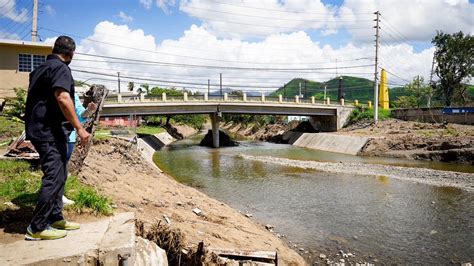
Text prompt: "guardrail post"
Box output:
[[224, 93, 228, 101], [140, 93, 145, 102], [261, 93, 265, 102], [340, 98, 345, 106], [295, 95, 299, 104], [278, 94, 282, 103], [204, 92, 208, 101], [117, 94, 122, 103], [243, 93, 247, 102], [326, 97, 330, 105], [311, 96, 315, 104], [183, 92, 188, 102], [162, 92, 167, 102], [368, 101, 372, 108], [354, 100, 359, 107]]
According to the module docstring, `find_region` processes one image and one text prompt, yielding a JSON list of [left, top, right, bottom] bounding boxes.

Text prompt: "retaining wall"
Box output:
[[391, 108, 474, 125]]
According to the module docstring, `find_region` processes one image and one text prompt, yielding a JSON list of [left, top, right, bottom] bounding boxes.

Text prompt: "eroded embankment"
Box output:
[[240, 154, 474, 192], [78, 138, 306, 265]]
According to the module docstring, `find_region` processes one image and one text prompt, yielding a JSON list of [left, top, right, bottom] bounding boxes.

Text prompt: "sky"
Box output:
[[0, 0, 473, 93]]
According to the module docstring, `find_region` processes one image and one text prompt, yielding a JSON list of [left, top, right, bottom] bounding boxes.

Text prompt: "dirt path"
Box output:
[[79, 138, 306, 265]]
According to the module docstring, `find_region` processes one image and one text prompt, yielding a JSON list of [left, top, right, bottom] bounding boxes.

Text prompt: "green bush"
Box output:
[[347, 107, 391, 125]]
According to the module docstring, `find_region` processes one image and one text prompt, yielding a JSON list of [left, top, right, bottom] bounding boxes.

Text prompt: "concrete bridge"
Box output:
[[101, 92, 356, 147]]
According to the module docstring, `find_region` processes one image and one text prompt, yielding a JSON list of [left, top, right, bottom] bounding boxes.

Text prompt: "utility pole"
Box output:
[[219, 73, 223, 100], [299, 81, 302, 98], [304, 80, 307, 98], [31, 0, 38, 41], [428, 54, 436, 108], [373, 11, 381, 124], [324, 84, 327, 100], [338, 76, 344, 100], [207, 79, 210, 95], [117, 72, 121, 93]]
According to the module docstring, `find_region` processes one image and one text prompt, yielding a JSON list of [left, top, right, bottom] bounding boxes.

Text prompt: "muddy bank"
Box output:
[[338, 119, 474, 164], [79, 138, 306, 265], [241, 154, 474, 192]]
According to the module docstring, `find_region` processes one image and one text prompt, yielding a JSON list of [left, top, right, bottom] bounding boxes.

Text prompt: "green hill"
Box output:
[[271, 76, 377, 103]]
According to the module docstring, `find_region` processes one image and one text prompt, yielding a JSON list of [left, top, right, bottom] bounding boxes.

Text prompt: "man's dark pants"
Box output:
[[30, 140, 67, 232]]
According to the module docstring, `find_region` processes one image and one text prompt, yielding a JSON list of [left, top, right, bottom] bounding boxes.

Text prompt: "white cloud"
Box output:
[[0, 0, 29, 23], [70, 21, 433, 95], [140, 0, 153, 9], [156, 0, 176, 13], [0, 30, 20, 39], [118, 11, 133, 23], [45, 5, 56, 16]]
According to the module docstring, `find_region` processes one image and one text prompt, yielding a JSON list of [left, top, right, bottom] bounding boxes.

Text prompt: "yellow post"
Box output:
[[379, 69, 390, 109], [354, 100, 359, 107], [368, 101, 372, 108]]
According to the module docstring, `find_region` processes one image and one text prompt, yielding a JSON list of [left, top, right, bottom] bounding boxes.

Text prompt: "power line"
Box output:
[[74, 52, 374, 72], [201, 1, 374, 15]]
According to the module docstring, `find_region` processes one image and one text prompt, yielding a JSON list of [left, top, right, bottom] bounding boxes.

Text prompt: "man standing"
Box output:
[[24, 36, 90, 240]]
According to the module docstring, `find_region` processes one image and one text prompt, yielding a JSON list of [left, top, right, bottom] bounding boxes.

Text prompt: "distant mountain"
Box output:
[[269, 76, 429, 104]]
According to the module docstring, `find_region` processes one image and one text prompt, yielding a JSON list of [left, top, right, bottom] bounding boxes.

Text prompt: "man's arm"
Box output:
[[54, 89, 90, 145]]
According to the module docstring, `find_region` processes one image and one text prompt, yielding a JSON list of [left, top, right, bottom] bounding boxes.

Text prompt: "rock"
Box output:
[[3, 202, 18, 210], [244, 213, 253, 218], [373, 258, 379, 262], [276, 234, 281, 238], [192, 208, 203, 216], [299, 248, 304, 251], [135, 236, 168, 266], [430, 230, 438, 235], [176, 201, 183, 206], [319, 254, 327, 259], [265, 224, 274, 230], [461, 263, 472, 266], [340, 259, 345, 263], [347, 253, 354, 257], [353, 235, 358, 240], [163, 215, 171, 225], [431, 201, 436, 204]]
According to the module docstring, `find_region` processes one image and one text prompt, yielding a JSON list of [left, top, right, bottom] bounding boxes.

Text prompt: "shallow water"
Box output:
[[154, 137, 474, 264]]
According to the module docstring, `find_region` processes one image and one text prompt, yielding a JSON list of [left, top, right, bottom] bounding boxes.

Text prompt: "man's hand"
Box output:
[[77, 128, 91, 146]]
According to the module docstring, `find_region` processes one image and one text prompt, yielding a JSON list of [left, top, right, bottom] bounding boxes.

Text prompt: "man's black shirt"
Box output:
[[25, 54, 75, 142]]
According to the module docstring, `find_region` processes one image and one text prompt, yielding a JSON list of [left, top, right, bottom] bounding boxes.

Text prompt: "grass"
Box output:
[[0, 159, 112, 215], [0, 116, 23, 145], [135, 125, 165, 135]]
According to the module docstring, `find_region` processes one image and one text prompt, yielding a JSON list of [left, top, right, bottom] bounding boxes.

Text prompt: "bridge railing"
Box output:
[[104, 93, 367, 108]]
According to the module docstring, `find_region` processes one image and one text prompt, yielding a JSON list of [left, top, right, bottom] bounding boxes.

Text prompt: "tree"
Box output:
[[127, 81, 135, 92], [139, 83, 150, 94], [4, 88, 27, 119], [404, 76, 430, 108], [432, 31, 473, 106]]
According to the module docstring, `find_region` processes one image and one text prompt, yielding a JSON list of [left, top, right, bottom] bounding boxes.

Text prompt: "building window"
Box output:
[[18, 54, 46, 72]]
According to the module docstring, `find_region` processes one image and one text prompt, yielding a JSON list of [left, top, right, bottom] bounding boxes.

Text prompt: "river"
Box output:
[[153, 135, 474, 264]]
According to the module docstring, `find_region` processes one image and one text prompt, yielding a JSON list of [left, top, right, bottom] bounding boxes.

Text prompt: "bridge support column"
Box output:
[[278, 94, 282, 103], [243, 93, 247, 102], [210, 112, 220, 148]]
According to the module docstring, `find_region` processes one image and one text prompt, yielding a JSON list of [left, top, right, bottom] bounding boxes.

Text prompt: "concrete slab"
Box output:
[[99, 212, 136, 265], [292, 133, 369, 155], [0, 212, 136, 266]]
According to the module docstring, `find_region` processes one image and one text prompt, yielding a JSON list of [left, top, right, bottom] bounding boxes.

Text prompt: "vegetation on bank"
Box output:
[[0, 116, 23, 145], [347, 107, 391, 125], [0, 159, 112, 215]]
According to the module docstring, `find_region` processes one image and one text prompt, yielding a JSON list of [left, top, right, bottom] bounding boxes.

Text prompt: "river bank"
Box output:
[[79, 138, 306, 265], [240, 155, 474, 192]]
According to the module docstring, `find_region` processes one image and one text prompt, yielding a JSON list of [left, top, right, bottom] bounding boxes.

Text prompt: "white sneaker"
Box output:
[[62, 195, 75, 206]]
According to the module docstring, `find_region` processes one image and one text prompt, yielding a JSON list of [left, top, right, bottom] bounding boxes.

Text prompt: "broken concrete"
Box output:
[[0, 212, 139, 266]]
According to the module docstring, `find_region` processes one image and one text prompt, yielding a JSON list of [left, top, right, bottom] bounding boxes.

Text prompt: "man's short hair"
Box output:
[[52, 36, 76, 56]]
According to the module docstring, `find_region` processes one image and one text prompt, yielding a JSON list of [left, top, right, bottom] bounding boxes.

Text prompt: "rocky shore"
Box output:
[[240, 155, 474, 192]]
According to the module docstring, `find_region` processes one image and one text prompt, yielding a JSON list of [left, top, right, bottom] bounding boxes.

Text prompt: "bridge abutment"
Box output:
[[210, 112, 220, 148], [310, 107, 354, 132]]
